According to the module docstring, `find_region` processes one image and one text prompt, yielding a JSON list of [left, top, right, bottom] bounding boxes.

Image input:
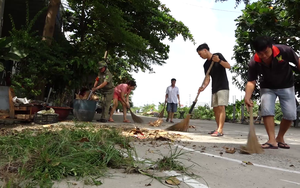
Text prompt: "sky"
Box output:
[[131, 0, 246, 108]]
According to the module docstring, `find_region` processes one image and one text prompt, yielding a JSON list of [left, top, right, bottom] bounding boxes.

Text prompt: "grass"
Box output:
[[0, 122, 202, 187], [0, 123, 135, 187]]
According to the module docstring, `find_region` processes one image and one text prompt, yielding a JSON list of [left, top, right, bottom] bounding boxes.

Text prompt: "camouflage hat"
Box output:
[[98, 61, 107, 69]]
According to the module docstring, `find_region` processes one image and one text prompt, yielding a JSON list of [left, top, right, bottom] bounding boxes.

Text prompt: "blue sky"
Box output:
[[131, 0, 247, 108]]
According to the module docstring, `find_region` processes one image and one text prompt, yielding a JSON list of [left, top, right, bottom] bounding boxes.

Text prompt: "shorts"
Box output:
[[211, 90, 229, 107], [260, 87, 296, 120], [167, 103, 178, 112], [113, 88, 122, 101]]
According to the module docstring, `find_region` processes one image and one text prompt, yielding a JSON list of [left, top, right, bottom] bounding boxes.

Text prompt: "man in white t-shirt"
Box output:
[[165, 78, 180, 123]]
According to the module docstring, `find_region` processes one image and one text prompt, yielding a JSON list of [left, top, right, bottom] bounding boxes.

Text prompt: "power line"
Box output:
[[168, 1, 241, 14]]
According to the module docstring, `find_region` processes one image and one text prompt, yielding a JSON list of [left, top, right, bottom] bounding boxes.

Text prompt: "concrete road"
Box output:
[[90, 113, 300, 188]]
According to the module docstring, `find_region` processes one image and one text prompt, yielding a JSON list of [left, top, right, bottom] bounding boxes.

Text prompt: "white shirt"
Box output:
[[166, 85, 179, 103]]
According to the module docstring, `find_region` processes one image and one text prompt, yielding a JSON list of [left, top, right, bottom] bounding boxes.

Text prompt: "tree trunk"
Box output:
[[80, 0, 85, 42], [42, 0, 61, 45]]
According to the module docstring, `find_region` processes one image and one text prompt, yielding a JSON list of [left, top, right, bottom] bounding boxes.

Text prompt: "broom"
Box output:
[[166, 60, 216, 132], [120, 98, 144, 123], [159, 102, 166, 118], [244, 106, 263, 154]]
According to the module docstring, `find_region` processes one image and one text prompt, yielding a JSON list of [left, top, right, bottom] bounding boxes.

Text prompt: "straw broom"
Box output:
[[159, 102, 166, 118], [244, 107, 263, 154], [166, 60, 216, 132], [120, 98, 144, 123]]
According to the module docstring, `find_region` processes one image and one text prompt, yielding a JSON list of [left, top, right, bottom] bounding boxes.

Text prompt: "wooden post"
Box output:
[[233, 103, 236, 122], [241, 103, 245, 124], [8, 87, 15, 118]]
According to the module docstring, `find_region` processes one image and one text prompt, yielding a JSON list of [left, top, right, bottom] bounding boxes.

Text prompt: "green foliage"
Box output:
[[141, 103, 157, 114], [275, 102, 283, 121], [232, 0, 300, 99], [0, 125, 135, 187], [155, 145, 189, 172], [64, 0, 195, 84]]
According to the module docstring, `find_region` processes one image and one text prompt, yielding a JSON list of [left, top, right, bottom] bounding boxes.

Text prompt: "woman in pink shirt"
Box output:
[[109, 80, 137, 122]]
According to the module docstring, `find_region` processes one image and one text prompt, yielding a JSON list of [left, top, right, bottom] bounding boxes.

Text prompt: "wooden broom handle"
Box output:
[[194, 60, 215, 102], [249, 106, 254, 127]]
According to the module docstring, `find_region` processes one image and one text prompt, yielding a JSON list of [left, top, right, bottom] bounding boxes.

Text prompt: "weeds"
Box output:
[[0, 124, 202, 187], [0, 125, 134, 187], [155, 144, 191, 172]]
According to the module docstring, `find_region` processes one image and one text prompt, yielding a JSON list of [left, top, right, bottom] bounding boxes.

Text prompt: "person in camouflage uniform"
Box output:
[[92, 61, 114, 122]]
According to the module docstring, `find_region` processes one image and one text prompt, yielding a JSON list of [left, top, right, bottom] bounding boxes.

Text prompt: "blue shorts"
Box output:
[[260, 87, 296, 120], [167, 103, 178, 112]]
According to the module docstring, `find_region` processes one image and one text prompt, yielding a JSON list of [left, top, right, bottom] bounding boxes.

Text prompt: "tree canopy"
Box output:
[[8, 0, 194, 100], [63, 0, 194, 83], [231, 0, 300, 99]]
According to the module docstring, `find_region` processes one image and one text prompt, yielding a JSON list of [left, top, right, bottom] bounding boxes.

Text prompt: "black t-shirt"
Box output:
[[203, 53, 229, 94], [248, 44, 299, 89]]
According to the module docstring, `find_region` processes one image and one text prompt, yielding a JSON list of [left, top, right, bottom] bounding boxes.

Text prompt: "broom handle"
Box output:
[[119, 97, 130, 109], [195, 60, 215, 102], [188, 61, 215, 114], [249, 106, 254, 127]]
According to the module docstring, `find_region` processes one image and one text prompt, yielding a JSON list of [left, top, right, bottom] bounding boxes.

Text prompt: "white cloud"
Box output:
[[132, 0, 245, 108]]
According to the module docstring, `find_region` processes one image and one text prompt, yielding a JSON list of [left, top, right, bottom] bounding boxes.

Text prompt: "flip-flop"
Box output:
[[108, 119, 114, 122], [277, 142, 290, 149], [261, 143, 278, 149], [123, 120, 131, 123], [211, 131, 223, 137]]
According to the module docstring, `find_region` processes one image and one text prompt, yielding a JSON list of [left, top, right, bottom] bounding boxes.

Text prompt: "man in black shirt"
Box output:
[[197, 43, 231, 137], [245, 36, 300, 149]]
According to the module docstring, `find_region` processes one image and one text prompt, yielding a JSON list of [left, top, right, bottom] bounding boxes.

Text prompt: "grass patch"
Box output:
[[0, 123, 203, 187], [0, 124, 135, 187]]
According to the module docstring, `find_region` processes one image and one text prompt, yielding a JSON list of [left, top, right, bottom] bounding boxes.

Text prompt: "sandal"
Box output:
[[123, 120, 131, 123], [170, 121, 174, 123], [108, 119, 114, 122], [261, 143, 278, 149], [211, 131, 223, 137], [277, 142, 290, 149], [208, 130, 215, 134]]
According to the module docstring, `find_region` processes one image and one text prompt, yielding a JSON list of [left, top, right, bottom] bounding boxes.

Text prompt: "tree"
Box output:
[[63, 0, 195, 85], [231, 0, 300, 99], [42, 0, 61, 44]]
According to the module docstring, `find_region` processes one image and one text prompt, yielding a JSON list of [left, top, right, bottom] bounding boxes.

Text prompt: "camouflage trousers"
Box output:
[[99, 89, 114, 120]]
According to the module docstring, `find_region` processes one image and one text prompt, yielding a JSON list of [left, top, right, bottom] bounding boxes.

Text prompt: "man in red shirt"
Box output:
[[245, 36, 300, 149]]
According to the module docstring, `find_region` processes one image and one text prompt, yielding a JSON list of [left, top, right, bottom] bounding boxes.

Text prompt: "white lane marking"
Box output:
[[164, 171, 208, 188], [280, 179, 300, 185], [175, 145, 300, 175], [124, 154, 208, 187]]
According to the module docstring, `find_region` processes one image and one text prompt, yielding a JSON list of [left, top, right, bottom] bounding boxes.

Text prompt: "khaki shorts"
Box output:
[[211, 90, 229, 107]]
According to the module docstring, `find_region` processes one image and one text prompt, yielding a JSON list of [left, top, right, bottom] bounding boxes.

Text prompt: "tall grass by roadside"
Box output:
[[0, 123, 204, 187], [0, 124, 135, 187]]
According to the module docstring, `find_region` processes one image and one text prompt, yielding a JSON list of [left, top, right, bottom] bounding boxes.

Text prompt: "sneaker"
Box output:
[[97, 119, 108, 122], [166, 118, 169, 122]]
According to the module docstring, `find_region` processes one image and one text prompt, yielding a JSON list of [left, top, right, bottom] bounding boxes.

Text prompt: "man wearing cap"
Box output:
[[197, 43, 231, 137], [92, 61, 114, 122], [165, 78, 180, 123]]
